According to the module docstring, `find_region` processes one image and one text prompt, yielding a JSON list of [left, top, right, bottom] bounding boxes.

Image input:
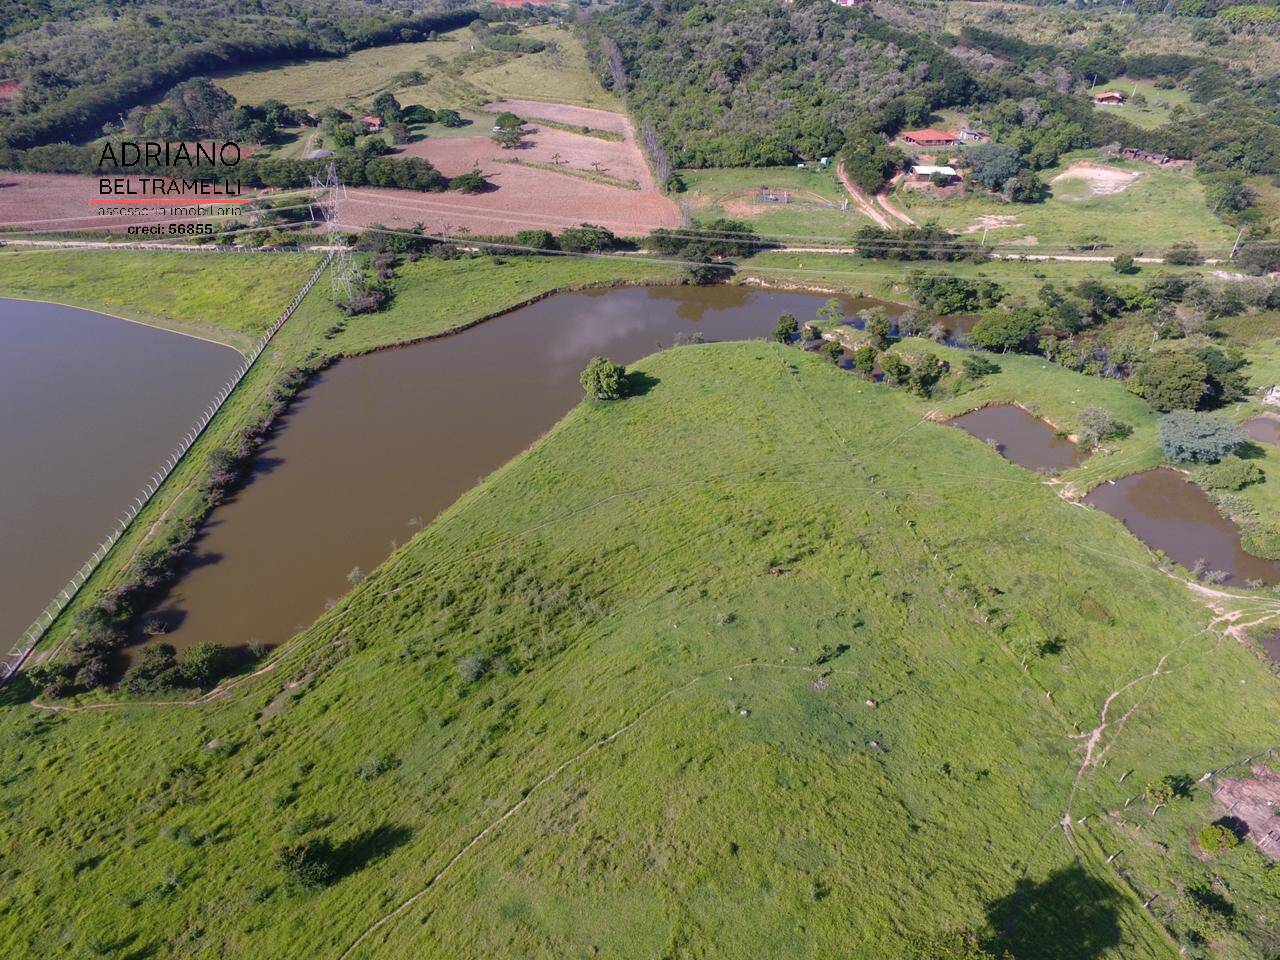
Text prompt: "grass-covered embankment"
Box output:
[[3, 340, 1278, 957]]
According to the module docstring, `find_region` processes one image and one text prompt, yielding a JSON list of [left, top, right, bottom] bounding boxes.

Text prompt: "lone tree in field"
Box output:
[[1157, 411, 1245, 463], [580, 356, 627, 400], [491, 126, 524, 149]]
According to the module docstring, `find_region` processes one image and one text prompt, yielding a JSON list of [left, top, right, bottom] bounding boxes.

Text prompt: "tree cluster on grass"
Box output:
[[1157, 411, 1246, 463], [841, 130, 907, 194], [907, 273, 1003, 315], [121, 641, 232, 695], [854, 224, 981, 263], [580, 356, 628, 401], [961, 354, 1000, 380], [648, 219, 766, 260]]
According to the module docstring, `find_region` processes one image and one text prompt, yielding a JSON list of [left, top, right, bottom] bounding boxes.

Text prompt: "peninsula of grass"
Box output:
[[3, 340, 1278, 958]]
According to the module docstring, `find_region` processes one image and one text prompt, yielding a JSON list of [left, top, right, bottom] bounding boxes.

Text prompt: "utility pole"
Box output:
[[1229, 226, 1245, 260]]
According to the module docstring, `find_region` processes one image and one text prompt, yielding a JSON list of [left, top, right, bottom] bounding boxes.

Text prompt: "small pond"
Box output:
[[1242, 416, 1280, 446], [946, 404, 1084, 472], [1083, 468, 1280, 587]]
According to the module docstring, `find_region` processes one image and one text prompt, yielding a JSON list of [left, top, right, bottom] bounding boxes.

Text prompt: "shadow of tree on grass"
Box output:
[[984, 864, 1123, 960]]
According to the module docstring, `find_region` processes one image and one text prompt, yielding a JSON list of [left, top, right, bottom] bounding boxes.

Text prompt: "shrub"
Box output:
[[456, 653, 490, 683], [772, 314, 799, 343], [579, 356, 627, 400], [864, 311, 892, 351], [1112, 254, 1137, 274], [1197, 822, 1240, 854], [179, 642, 230, 689], [1165, 241, 1204, 265], [909, 353, 949, 397], [853, 345, 878, 375], [275, 838, 336, 889], [449, 166, 488, 193], [881, 353, 912, 386], [961, 354, 1000, 379], [1158, 412, 1246, 463], [356, 750, 401, 780], [1198, 457, 1264, 491]]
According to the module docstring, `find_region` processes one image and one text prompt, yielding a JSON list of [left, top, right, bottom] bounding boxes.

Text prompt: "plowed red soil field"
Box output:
[[340, 100, 677, 238]]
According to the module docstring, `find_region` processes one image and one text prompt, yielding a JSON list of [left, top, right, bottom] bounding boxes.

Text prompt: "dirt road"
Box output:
[[836, 161, 893, 230]]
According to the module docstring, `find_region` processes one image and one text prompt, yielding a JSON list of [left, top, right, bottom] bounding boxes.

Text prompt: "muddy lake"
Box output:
[[0, 299, 241, 647], [1083, 468, 1280, 587], [1242, 415, 1280, 446], [135, 285, 902, 658]]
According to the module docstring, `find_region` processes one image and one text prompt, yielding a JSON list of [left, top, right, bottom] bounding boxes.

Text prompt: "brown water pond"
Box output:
[[1242, 415, 1280, 446], [946, 404, 1084, 472], [1083, 468, 1280, 587], [134, 285, 902, 659], [0, 299, 241, 646]]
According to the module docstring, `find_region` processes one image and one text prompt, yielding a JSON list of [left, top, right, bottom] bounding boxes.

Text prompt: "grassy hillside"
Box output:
[[215, 24, 619, 115], [4, 340, 1279, 957]]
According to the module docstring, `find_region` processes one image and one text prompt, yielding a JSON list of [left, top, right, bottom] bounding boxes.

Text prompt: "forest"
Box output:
[[0, 0, 477, 148]]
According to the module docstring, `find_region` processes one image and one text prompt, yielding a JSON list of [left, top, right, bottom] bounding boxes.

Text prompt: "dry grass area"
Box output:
[[341, 100, 678, 237]]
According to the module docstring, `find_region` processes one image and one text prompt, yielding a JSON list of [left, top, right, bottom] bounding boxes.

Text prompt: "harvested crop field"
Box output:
[[341, 101, 678, 236], [1051, 161, 1142, 198]]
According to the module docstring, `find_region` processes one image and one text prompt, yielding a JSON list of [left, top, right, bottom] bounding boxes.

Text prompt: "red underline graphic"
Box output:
[[88, 198, 250, 206]]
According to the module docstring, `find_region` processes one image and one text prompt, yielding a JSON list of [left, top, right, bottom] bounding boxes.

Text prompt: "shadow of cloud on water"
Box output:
[[983, 864, 1123, 960]]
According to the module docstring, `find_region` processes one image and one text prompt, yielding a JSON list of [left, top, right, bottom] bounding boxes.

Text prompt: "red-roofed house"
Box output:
[[361, 115, 384, 131], [900, 128, 959, 148], [1094, 91, 1126, 106]]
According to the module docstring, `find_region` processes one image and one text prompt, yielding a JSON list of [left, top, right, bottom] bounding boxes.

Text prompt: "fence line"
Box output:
[[0, 252, 333, 682]]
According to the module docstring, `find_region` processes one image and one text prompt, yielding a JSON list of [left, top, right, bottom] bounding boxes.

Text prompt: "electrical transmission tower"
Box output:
[[309, 162, 359, 302]]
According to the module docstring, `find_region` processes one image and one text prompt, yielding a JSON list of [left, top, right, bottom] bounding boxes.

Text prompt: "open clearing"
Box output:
[[894, 152, 1236, 251], [1051, 161, 1143, 199], [3, 328, 1278, 956]]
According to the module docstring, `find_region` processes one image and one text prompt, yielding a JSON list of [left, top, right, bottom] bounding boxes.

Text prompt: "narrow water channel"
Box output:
[[947, 404, 1084, 472], [136, 285, 897, 657], [0, 299, 242, 645], [1083, 468, 1280, 587]]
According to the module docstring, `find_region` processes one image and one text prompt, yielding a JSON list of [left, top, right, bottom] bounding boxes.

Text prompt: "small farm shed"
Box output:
[[361, 115, 383, 131], [909, 164, 958, 184], [1094, 91, 1126, 106], [958, 129, 990, 143]]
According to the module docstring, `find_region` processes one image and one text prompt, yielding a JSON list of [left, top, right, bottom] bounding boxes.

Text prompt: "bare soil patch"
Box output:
[[482, 99, 632, 137], [0, 79, 21, 103], [1213, 766, 1280, 860], [1051, 161, 1142, 197], [956, 213, 1023, 235]]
